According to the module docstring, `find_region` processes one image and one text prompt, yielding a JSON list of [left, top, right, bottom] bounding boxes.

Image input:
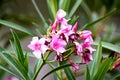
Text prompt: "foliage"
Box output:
[[0, 0, 120, 80]]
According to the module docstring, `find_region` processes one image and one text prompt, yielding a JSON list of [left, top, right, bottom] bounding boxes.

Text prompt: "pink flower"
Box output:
[[74, 42, 83, 55], [52, 9, 66, 32], [81, 52, 93, 64], [28, 37, 48, 58], [70, 61, 79, 72], [82, 36, 93, 47], [72, 22, 78, 32], [56, 9, 66, 21], [81, 30, 92, 40], [50, 35, 67, 55]]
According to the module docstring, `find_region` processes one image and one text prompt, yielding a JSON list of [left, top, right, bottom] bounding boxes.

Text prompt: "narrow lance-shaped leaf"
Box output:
[[93, 58, 113, 80], [90, 40, 102, 78], [93, 41, 120, 53], [0, 53, 26, 80], [0, 64, 21, 79], [32, 0, 46, 24], [68, 0, 82, 18], [11, 30, 25, 64], [0, 19, 35, 36], [59, 0, 71, 13], [47, 0, 57, 20], [81, 8, 116, 30]]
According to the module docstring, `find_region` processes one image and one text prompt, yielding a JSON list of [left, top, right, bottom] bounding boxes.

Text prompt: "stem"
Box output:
[[32, 0, 46, 23], [32, 51, 51, 80]]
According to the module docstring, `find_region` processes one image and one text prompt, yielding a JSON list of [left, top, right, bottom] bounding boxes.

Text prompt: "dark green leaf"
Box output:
[[41, 63, 71, 80], [68, 0, 82, 18], [0, 19, 35, 36], [81, 8, 116, 30]]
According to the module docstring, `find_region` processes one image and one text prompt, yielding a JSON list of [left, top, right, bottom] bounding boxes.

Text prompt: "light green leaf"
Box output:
[[59, 0, 71, 13], [93, 41, 120, 53], [41, 64, 71, 80], [81, 8, 116, 30], [0, 19, 35, 36], [90, 40, 102, 78], [47, 0, 57, 20], [68, 0, 82, 18], [93, 58, 113, 80]]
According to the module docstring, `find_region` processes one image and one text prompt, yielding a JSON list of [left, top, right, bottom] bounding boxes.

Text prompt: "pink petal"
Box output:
[[33, 51, 41, 59], [56, 9, 66, 21]]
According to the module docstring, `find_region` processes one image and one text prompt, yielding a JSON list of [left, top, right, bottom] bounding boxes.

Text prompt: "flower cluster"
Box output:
[[28, 9, 95, 71]]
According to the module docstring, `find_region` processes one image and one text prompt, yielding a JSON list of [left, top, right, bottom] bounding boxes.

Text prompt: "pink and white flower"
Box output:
[[28, 37, 48, 59]]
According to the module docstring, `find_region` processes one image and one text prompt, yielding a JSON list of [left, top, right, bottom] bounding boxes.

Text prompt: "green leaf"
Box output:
[[11, 30, 25, 64], [111, 36, 120, 44], [47, 0, 57, 20], [32, 22, 46, 35], [93, 41, 120, 53], [32, 0, 46, 24], [0, 19, 35, 36], [93, 58, 113, 80], [59, 0, 71, 13], [108, 72, 120, 80], [85, 66, 90, 80], [41, 64, 71, 80], [0, 53, 26, 79], [90, 40, 102, 78], [68, 0, 82, 18], [0, 64, 20, 79], [60, 61, 75, 80], [81, 8, 116, 30]]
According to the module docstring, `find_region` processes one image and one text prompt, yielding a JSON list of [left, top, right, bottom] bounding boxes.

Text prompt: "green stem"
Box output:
[[32, 51, 51, 80]]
